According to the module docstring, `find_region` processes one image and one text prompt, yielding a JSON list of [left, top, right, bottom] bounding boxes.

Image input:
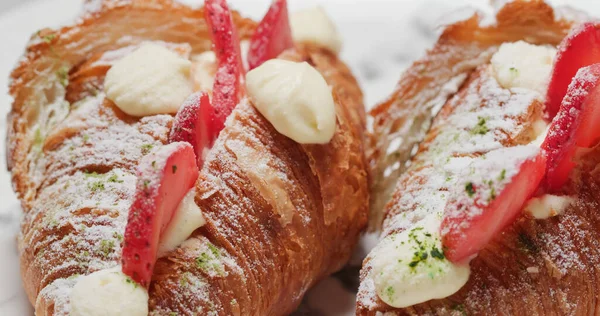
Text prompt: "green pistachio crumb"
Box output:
[[67, 274, 80, 280], [498, 169, 506, 181], [99, 239, 115, 257], [489, 187, 496, 201], [41, 33, 56, 43], [57, 66, 69, 87], [465, 182, 475, 197], [108, 174, 123, 183], [385, 286, 395, 300], [141, 144, 154, 155], [179, 272, 192, 288], [430, 247, 445, 260], [125, 276, 139, 288], [33, 128, 44, 146], [208, 243, 221, 257], [89, 181, 105, 192], [470, 117, 489, 135], [195, 243, 225, 276], [84, 171, 101, 178], [113, 232, 123, 242]]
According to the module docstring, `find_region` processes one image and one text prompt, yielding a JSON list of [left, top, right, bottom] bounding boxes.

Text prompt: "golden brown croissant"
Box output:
[[360, 1, 600, 315], [6, 0, 368, 315]]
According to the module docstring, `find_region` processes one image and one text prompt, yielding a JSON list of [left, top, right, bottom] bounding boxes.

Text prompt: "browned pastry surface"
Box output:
[[359, 0, 600, 315], [6, 1, 368, 315], [366, 0, 574, 230]]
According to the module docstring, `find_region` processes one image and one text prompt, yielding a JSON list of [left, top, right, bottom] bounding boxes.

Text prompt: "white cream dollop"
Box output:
[[191, 51, 217, 93], [525, 194, 573, 219], [104, 43, 193, 116], [371, 215, 470, 308], [246, 59, 336, 144], [158, 189, 206, 257], [290, 7, 342, 54], [70, 266, 148, 316], [491, 41, 556, 95]]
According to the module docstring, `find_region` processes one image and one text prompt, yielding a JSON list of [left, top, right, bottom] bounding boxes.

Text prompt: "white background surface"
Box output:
[[0, 0, 598, 315]]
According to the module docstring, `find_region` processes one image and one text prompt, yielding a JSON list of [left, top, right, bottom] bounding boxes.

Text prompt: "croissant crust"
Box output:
[[6, 1, 369, 315]]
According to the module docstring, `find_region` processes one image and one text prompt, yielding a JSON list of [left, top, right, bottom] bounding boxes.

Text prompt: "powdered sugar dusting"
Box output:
[[360, 63, 544, 309], [367, 42, 497, 231], [440, 145, 540, 237], [381, 66, 541, 236], [36, 277, 80, 316], [225, 138, 296, 226], [20, 166, 136, 314]]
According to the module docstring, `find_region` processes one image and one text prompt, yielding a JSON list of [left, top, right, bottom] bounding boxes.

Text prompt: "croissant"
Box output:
[[360, 1, 600, 314], [6, 0, 368, 315]]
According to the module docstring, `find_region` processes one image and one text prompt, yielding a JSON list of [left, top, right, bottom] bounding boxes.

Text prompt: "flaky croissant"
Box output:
[[6, 0, 368, 315], [360, 1, 600, 315]]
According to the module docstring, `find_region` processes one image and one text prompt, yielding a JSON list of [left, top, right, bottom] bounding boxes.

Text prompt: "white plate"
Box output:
[[0, 0, 596, 315]]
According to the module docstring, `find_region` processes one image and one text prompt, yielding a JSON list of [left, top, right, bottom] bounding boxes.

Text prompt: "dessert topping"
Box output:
[[491, 41, 556, 95], [247, 0, 294, 70], [524, 194, 573, 219], [441, 146, 546, 263], [542, 63, 600, 191], [121, 142, 199, 287], [371, 215, 470, 308], [70, 266, 148, 316], [169, 92, 216, 167], [104, 43, 193, 116], [546, 22, 600, 118], [204, 0, 246, 133], [290, 7, 342, 54], [157, 188, 206, 257], [246, 59, 336, 144]]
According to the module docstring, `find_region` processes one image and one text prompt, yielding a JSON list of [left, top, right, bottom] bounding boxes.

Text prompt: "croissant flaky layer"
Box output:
[[359, 1, 600, 315], [7, 1, 368, 315]]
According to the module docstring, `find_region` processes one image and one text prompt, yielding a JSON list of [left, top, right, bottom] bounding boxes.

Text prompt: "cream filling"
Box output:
[[246, 59, 336, 144], [491, 41, 556, 95], [529, 119, 549, 147], [157, 189, 206, 257], [70, 267, 148, 316], [525, 194, 574, 219], [290, 7, 342, 54], [191, 51, 217, 94], [104, 43, 193, 116], [371, 214, 471, 308]]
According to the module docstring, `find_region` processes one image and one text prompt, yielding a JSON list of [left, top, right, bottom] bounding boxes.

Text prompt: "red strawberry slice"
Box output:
[[169, 92, 215, 168], [542, 63, 600, 191], [545, 22, 600, 119], [441, 148, 546, 263], [122, 142, 199, 287], [204, 0, 245, 133], [247, 0, 294, 70]]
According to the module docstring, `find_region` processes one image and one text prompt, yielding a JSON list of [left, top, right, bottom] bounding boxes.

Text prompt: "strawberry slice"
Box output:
[[545, 22, 600, 118], [542, 63, 600, 191], [247, 0, 294, 70], [122, 142, 199, 287], [169, 92, 215, 168], [441, 147, 546, 263], [204, 0, 245, 132]]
